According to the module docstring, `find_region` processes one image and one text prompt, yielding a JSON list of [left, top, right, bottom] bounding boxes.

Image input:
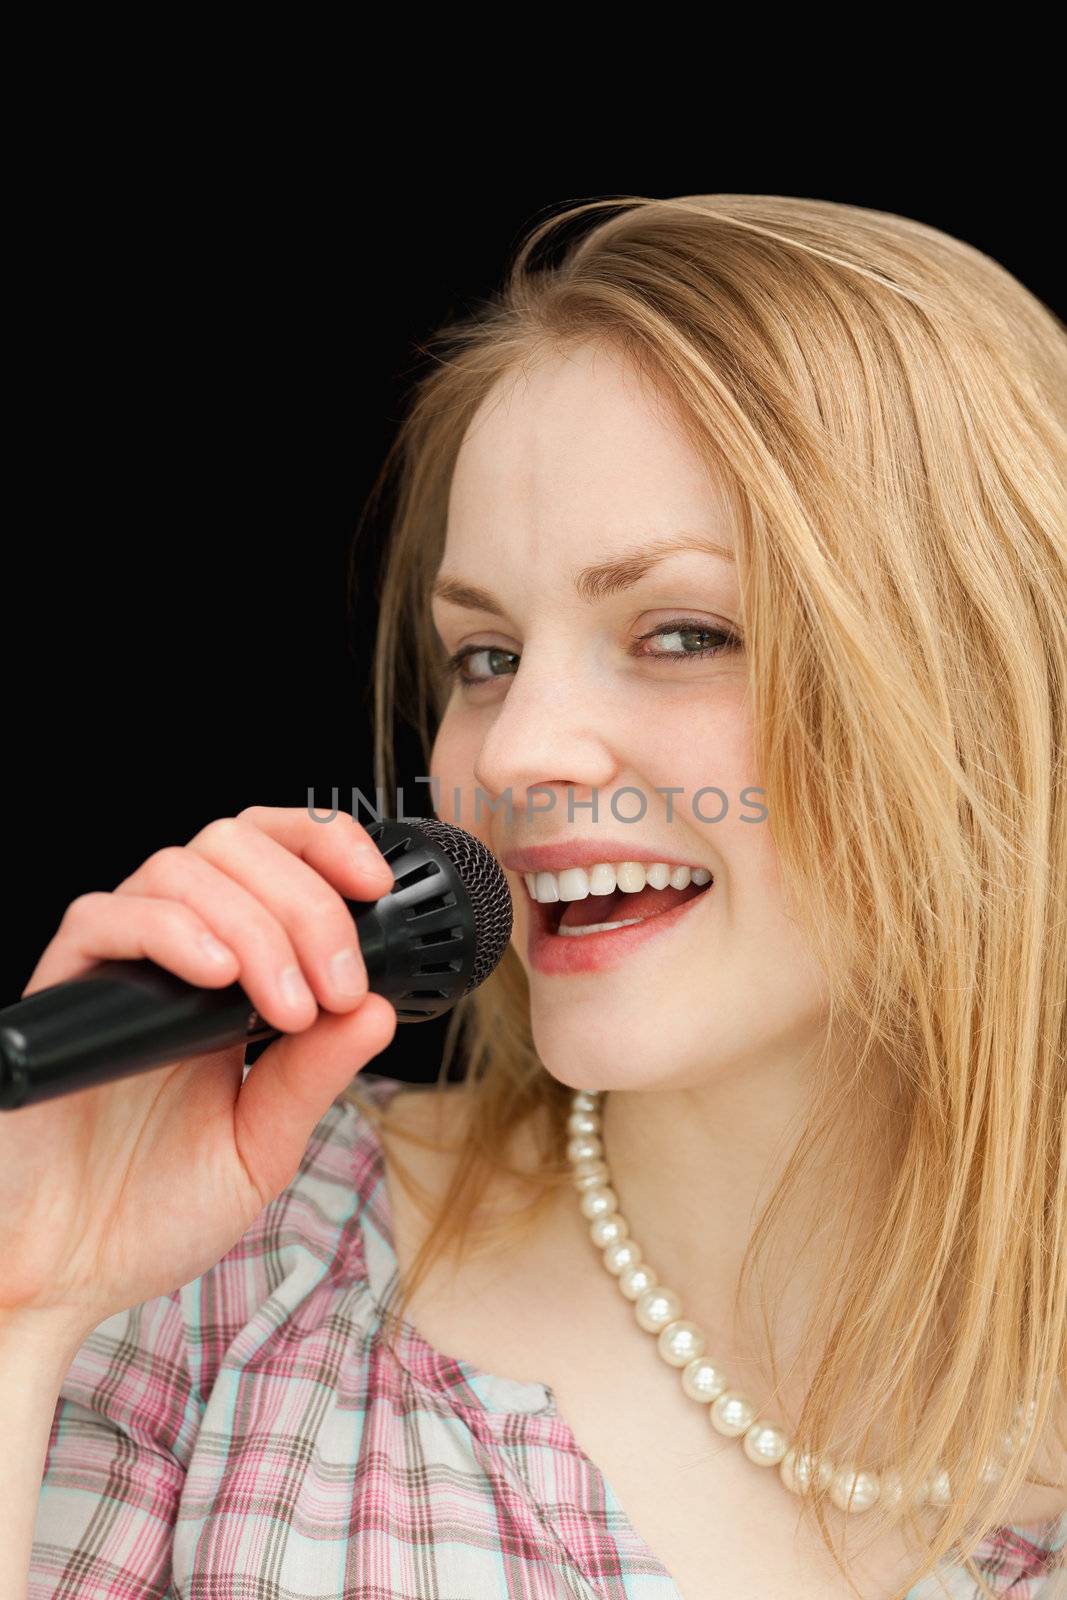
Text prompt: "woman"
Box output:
[[8, 195, 1066, 1598]]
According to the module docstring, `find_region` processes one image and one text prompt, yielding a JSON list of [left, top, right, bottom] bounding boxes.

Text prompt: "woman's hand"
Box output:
[[0, 805, 397, 1340]]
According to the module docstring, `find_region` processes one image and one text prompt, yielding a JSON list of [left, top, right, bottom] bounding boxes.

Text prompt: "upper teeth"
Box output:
[[523, 862, 712, 903]]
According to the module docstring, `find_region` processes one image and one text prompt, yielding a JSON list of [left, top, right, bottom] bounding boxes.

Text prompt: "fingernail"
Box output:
[[280, 965, 314, 1009], [200, 932, 232, 964], [356, 847, 392, 881], [330, 947, 366, 996]]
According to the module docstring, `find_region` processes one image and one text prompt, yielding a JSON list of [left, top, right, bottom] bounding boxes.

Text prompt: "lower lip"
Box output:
[[525, 884, 714, 975]]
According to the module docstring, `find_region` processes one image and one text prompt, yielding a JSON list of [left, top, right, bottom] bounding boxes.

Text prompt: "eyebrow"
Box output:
[[431, 532, 735, 615]]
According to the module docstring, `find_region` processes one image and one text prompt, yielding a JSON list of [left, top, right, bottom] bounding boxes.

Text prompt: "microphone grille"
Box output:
[[409, 818, 514, 992]]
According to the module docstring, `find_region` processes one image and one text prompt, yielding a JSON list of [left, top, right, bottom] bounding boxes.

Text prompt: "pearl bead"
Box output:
[[566, 1088, 1039, 1521], [710, 1391, 756, 1437], [779, 1446, 834, 1495], [603, 1239, 642, 1275], [681, 1357, 729, 1403], [657, 1320, 706, 1367], [567, 1135, 602, 1164], [579, 1184, 617, 1221], [1002, 1398, 1037, 1455], [567, 1109, 599, 1138], [590, 1213, 628, 1249], [743, 1420, 790, 1466], [830, 1467, 881, 1513], [618, 1262, 657, 1300], [998, 1398, 1037, 1458], [979, 1454, 1005, 1484], [635, 1286, 682, 1332], [925, 1468, 951, 1507]]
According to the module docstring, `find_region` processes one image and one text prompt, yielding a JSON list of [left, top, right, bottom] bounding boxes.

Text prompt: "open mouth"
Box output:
[[535, 875, 714, 938]]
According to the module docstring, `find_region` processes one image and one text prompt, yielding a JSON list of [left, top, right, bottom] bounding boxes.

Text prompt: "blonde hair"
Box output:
[[342, 195, 1067, 1598]]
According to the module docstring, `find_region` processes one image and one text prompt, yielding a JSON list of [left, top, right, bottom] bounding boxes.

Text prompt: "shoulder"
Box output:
[[173, 1080, 403, 1393], [376, 1079, 488, 1236], [378, 1079, 473, 1170], [377, 1078, 554, 1207], [377, 1078, 562, 1291]]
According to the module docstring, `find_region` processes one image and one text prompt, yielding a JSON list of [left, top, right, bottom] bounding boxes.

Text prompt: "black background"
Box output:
[[6, 150, 1060, 1087]]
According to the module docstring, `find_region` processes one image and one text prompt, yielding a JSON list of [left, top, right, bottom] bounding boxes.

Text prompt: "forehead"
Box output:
[[444, 341, 732, 569]]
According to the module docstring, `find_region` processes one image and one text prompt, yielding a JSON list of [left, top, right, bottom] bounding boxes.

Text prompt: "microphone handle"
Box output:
[[0, 897, 389, 1112]]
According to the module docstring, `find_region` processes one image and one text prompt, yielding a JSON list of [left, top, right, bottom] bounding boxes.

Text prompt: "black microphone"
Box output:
[[0, 817, 513, 1112]]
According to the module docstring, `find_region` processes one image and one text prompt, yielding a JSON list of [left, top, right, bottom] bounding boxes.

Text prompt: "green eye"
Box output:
[[634, 620, 741, 661], [442, 621, 741, 689], [443, 645, 519, 686]]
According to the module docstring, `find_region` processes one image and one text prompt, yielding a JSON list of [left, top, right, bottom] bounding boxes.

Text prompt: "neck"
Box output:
[[583, 1052, 900, 1430]]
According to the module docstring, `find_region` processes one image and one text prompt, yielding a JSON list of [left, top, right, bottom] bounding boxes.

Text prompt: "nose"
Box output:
[[472, 650, 620, 830]]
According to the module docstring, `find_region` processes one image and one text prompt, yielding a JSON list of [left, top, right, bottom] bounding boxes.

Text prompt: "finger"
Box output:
[[232, 992, 398, 1202], [231, 805, 395, 898], [22, 892, 241, 998], [180, 815, 389, 1016], [114, 846, 320, 1032]]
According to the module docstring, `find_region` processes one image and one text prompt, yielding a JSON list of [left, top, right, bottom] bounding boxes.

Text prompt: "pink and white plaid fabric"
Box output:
[[30, 1070, 1066, 1598]]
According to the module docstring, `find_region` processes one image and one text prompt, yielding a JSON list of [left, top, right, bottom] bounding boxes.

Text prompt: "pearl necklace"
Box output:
[[567, 1086, 1035, 1515]]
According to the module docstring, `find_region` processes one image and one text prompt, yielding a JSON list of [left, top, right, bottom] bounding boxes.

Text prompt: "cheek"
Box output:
[[656, 691, 755, 822], [428, 719, 485, 819]]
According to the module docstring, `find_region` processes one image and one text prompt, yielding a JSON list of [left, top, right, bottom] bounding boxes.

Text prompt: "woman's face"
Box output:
[[429, 339, 830, 1095]]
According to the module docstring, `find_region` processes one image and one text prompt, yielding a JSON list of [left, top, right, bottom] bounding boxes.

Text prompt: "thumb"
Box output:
[[233, 994, 398, 1201]]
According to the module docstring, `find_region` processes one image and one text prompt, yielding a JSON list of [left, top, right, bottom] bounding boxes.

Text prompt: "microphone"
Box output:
[[0, 817, 513, 1112]]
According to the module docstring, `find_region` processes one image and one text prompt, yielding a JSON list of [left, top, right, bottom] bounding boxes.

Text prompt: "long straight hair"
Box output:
[[343, 196, 1067, 1598]]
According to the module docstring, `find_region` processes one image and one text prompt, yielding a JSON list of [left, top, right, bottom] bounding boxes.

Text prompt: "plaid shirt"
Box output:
[[30, 1070, 1067, 1598]]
